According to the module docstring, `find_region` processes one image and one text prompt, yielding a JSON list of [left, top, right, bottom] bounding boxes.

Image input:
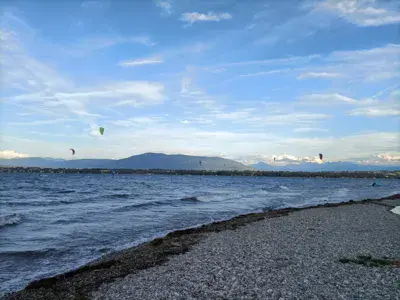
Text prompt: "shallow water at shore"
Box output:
[[1, 173, 399, 295]]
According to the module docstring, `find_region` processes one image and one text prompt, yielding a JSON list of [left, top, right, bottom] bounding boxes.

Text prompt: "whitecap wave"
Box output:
[[0, 213, 22, 228]]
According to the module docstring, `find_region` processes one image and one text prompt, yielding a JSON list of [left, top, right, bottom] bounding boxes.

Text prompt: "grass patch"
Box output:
[[339, 255, 400, 267]]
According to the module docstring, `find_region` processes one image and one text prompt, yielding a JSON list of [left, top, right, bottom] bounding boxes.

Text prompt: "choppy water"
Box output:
[[1, 173, 399, 295]]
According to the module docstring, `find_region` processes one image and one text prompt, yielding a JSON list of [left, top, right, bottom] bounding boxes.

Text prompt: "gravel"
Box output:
[[91, 203, 400, 300]]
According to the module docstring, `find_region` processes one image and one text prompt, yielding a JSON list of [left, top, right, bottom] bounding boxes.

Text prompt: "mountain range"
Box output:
[[0, 153, 398, 171], [0, 153, 252, 171]]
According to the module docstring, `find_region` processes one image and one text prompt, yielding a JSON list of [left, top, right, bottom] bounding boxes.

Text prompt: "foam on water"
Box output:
[[0, 213, 23, 228]]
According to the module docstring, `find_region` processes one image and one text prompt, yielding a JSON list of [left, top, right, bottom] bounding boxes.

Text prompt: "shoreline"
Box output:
[[1, 167, 399, 179], [4, 193, 400, 300]]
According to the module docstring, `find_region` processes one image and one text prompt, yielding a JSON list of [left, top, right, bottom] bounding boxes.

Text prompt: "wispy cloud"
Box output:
[[181, 12, 232, 25], [119, 56, 164, 67], [215, 55, 320, 68], [347, 100, 400, 117], [9, 118, 75, 126], [155, 0, 173, 16], [254, 1, 400, 46], [0, 29, 71, 93], [60, 81, 166, 107], [80, 0, 108, 9], [294, 127, 329, 133], [297, 72, 343, 79], [348, 108, 400, 117], [299, 93, 358, 104], [261, 113, 331, 126], [109, 116, 164, 127], [65, 36, 157, 56], [214, 111, 253, 120], [235, 68, 292, 79], [215, 43, 399, 84], [317, 0, 400, 27]]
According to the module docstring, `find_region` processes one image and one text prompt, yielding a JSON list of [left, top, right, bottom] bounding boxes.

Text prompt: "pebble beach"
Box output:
[[4, 194, 400, 300]]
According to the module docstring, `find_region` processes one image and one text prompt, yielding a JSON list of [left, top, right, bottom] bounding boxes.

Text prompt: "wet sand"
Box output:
[[3, 194, 400, 300]]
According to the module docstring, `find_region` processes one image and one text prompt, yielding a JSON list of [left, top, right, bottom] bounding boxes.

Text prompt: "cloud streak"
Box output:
[[297, 72, 343, 79], [119, 57, 164, 67]]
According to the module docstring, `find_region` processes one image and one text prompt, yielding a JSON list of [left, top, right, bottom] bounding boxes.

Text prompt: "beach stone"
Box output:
[[90, 203, 400, 300]]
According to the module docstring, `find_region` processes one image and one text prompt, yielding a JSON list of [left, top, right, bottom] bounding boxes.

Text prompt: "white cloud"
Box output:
[[358, 153, 400, 165], [88, 123, 104, 137], [155, 0, 173, 16], [180, 118, 213, 125], [317, 0, 400, 27], [181, 12, 232, 25], [272, 154, 323, 164], [0, 150, 29, 159], [297, 72, 343, 79], [294, 127, 329, 133], [119, 57, 163, 67]]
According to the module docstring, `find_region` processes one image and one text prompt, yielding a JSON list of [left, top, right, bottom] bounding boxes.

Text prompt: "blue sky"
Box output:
[[0, 0, 399, 165]]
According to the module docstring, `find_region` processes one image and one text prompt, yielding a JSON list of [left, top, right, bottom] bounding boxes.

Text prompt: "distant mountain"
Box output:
[[251, 161, 400, 172], [0, 153, 253, 171]]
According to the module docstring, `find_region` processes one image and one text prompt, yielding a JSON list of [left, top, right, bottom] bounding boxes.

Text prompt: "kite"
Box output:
[[319, 153, 323, 160], [99, 127, 105, 135], [70, 148, 75, 155]]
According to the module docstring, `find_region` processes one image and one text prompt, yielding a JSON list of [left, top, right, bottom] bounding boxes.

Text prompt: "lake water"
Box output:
[[1, 173, 399, 295]]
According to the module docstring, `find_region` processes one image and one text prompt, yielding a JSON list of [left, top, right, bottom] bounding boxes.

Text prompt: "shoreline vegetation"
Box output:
[[1, 166, 399, 179], [3, 193, 400, 300]]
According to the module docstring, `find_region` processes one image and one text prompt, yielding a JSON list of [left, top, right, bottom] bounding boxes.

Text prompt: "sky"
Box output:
[[0, 0, 399, 165]]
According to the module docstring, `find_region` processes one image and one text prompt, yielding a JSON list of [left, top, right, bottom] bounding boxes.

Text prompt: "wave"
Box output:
[[262, 184, 291, 192], [181, 196, 202, 202], [278, 185, 290, 191], [57, 190, 76, 194], [4, 196, 99, 207], [112, 199, 175, 212], [0, 213, 22, 228], [0, 248, 58, 258], [333, 188, 349, 198], [109, 193, 131, 199]]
